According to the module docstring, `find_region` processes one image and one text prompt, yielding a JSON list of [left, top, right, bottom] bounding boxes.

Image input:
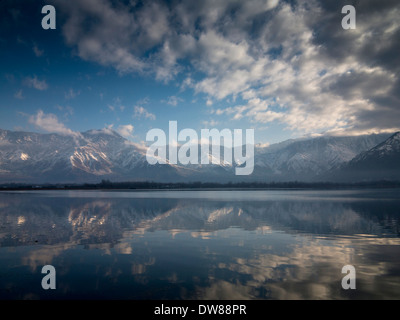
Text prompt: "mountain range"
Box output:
[[330, 131, 400, 182], [0, 128, 398, 184]]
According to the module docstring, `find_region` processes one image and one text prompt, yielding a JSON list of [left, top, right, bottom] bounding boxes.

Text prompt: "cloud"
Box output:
[[24, 75, 48, 91], [54, 0, 146, 74], [65, 88, 80, 99], [14, 89, 24, 99], [201, 119, 220, 127], [215, 98, 284, 124], [53, 0, 400, 135], [133, 106, 156, 120], [207, 0, 400, 135], [55, 105, 74, 119], [107, 97, 126, 113], [137, 97, 150, 105], [163, 95, 184, 107], [255, 142, 270, 148], [32, 44, 44, 57], [116, 124, 134, 139], [28, 110, 80, 137]]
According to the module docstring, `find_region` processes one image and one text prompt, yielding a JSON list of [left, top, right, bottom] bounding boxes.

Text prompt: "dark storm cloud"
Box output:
[[313, 0, 400, 71], [302, 0, 400, 134]]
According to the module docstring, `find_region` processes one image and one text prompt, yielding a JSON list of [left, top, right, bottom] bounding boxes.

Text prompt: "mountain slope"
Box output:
[[0, 129, 147, 183], [330, 132, 400, 181], [253, 133, 391, 181], [0, 128, 235, 183], [0, 128, 396, 183]]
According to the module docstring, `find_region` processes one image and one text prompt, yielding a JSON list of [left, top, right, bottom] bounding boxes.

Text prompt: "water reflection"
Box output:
[[0, 190, 399, 299]]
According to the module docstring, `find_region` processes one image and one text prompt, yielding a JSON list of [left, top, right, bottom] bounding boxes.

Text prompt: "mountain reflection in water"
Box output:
[[0, 189, 399, 299]]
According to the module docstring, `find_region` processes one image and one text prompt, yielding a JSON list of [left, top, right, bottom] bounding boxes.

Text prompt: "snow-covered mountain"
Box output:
[[0, 128, 395, 183], [329, 132, 400, 181], [252, 133, 391, 181], [0, 128, 147, 183], [0, 128, 236, 183]]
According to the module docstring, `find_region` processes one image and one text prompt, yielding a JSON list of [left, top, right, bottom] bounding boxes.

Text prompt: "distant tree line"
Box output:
[[1, 179, 400, 190]]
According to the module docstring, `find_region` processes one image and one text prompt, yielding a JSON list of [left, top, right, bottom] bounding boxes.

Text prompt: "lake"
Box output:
[[0, 189, 399, 300]]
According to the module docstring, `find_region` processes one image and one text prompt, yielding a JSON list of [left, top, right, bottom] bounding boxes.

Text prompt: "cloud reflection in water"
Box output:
[[0, 189, 399, 299]]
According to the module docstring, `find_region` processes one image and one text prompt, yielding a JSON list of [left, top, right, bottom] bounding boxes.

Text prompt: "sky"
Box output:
[[0, 0, 399, 146]]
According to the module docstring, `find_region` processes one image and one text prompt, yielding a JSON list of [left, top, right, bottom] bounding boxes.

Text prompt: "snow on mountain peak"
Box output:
[[0, 128, 396, 183]]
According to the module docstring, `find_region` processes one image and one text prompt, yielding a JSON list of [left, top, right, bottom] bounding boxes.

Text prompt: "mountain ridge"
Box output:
[[0, 128, 397, 183], [328, 131, 400, 182]]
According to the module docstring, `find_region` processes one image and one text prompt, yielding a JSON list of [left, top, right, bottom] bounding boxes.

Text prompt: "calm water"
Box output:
[[0, 189, 399, 300]]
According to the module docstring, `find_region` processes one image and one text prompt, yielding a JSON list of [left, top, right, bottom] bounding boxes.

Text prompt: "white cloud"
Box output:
[[14, 89, 24, 99], [163, 95, 183, 107], [28, 110, 80, 137], [216, 98, 283, 123], [133, 105, 156, 120], [206, 1, 400, 134], [55, 105, 74, 118], [116, 124, 135, 139], [65, 88, 80, 99], [24, 76, 48, 91], [55, 0, 146, 74], [53, 0, 400, 135], [107, 97, 126, 113], [90, 124, 115, 136], [32, 44, 44, 57], [201, 119, 220, 127], [137, 97, 150, 105], [256, 142, 270, 148]]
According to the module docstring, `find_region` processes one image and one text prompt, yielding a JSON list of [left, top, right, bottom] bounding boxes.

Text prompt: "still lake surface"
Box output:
[[0, 189, 399, 300]]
